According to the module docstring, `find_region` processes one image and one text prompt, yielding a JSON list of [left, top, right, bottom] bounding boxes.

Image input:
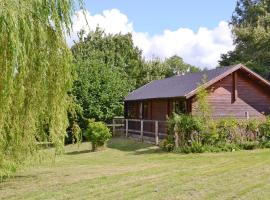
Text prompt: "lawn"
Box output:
[[1, 137, 270, 200]]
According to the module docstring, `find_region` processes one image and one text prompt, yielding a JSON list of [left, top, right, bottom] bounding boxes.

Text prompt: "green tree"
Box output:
[[139, 55, 201, 86], [139, 57, 167, 86], [72, 29, 142, 122], [0, 1, 82, 179], [164, 55, 189, 76], [219, 0, 270, 78]]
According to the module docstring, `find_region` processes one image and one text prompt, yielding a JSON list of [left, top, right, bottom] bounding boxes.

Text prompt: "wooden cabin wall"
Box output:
[[191, 71, 270, 119]]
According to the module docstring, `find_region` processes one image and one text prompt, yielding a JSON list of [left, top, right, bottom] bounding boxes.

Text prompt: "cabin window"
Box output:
[[173, 100, 187, 114], [127, 103, 137, 119]]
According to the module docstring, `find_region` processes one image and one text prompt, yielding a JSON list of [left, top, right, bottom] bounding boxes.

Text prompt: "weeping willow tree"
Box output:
[[0, 0, 82, 179]]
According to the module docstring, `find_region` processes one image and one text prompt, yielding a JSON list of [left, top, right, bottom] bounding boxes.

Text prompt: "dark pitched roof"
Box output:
[[125, 66, 234, 101], [125, 64, 270, 101]]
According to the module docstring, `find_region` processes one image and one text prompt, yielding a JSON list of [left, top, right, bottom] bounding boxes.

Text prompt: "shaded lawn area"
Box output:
[[1, 138, 270, 200]]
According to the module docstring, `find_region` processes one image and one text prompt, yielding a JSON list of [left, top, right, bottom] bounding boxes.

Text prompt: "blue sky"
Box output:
[[70, 1, 237, 68], [84, 0, 237, 35]]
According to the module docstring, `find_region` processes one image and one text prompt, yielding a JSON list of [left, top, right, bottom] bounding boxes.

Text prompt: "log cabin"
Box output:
[[123, 64, 270, 140]]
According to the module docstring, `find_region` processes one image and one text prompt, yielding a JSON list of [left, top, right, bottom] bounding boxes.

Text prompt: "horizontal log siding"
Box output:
[[191, 72, 270, 119]]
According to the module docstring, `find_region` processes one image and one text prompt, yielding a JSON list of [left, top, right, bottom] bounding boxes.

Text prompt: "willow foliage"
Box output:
[[0, 0, 81, 179]]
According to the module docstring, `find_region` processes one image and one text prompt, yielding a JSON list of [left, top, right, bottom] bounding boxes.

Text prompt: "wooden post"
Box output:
[[140, 120, 144, 142], [155, 121, 159, 145], [112, 118, 115, 135], [174, 124, 179, 148], [125, 119, 128, 137]]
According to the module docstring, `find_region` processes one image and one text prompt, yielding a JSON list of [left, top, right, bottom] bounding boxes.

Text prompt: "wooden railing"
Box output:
[[108, 117, 167, 145]]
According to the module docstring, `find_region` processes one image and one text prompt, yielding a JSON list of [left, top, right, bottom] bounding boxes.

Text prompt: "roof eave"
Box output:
[[185, 64, 242, 99], [185, 63, 270, 99]]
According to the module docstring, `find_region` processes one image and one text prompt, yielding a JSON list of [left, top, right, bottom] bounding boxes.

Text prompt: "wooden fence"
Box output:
[[107, 117, 167, 145]]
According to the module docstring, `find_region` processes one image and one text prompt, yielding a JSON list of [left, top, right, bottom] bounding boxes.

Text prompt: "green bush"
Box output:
[[85, 120, 112, 151], [167, 113, 203, 147], [239, 141, 259, 150], [160, 139, 174, 152], [201, 120, 218, 145], [164, 113, 270, 154], [219, 143, 240, 152], [174, 146, 191, 154], [259, 117, 270, 140], [260, 141, 270, 148], [245, 119, 260, 141], [190, 141, 204, 153], [174, 142, 204, 154], [216, 118, 239, 143]]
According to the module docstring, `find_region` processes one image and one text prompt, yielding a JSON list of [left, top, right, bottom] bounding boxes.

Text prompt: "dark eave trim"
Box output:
[[185, 64, 270, 99]]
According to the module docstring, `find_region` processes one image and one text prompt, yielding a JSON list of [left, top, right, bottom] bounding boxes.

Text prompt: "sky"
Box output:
[[68, 0, 238, 69]]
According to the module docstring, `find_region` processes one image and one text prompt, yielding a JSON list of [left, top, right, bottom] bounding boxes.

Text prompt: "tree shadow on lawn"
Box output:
[[107, 137, 165, 155], [65, 150, 92, 155]]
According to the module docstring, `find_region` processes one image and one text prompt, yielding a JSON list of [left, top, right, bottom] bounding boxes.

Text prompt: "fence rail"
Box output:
[[108, 117, 167, 145]]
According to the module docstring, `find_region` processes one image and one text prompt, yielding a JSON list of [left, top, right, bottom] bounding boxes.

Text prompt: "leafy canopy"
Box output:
[[0, 0, 82, 179], [71, 29, 142, 122], [219, 0, 270, 78]]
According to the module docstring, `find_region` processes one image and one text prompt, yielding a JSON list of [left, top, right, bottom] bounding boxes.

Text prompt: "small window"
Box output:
[[127, 103, 137, 119], [173, 100, 187, 114]]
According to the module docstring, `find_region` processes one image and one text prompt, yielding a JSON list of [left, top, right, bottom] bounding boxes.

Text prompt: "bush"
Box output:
[[245, 119, 260, 141], [190, 141, 204, 153], [260, 141, 270, 148], [239, 141, 259, 150], [164, 113, 270, 154], [174, 142, 205, 154], [160, 139, 174, 152], [85, 120, 112, 151], [201, 120, 218, 145], [216, 118, 239, 143], [167, 113, 203, 147], [259, 117, 270, 140]]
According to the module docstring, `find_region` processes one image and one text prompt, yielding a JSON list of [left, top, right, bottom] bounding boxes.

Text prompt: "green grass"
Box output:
[[1, 137, 270, 200]]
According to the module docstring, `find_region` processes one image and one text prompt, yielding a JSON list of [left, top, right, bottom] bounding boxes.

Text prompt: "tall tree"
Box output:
[[219, 0, 270, 78], [72, 29, 143, 122], [0, 0, 81, 178]]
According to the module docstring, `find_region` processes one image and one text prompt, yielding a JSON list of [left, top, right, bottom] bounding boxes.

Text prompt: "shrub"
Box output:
[[167, 113, 203, 147], [174, 142, 205, 154], [160, 139, 174, 152], [164, 113, 270, 154], [245, 119, 260, 141], [203, 145, 223, 153], [85, 120, 112, 151], [260, 141, 270, 148], [201, 120, 218, 145], [216, 118, 239, 143], [190, 141, 205, 153], [259, 117, 270, 140], [218, 143, 240, 152], [239, 141, 259, 150]]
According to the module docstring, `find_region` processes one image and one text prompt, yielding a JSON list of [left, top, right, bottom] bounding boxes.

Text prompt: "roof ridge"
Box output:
[[125, 65, 238, 101]]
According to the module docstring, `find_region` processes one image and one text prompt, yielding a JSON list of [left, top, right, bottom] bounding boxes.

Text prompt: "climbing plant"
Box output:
[[0, 0, 82, 179]]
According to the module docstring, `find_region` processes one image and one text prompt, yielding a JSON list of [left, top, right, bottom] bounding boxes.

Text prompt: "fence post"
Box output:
[[174, 124, 179, 148], [112, 118, 115, 135], [140, 120, 144, 142], [155, 121, 159, 145], [125, 119, 128, 137]]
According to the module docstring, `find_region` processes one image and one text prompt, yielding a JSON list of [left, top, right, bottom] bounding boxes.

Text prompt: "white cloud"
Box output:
[[68, 9, 234, 69]]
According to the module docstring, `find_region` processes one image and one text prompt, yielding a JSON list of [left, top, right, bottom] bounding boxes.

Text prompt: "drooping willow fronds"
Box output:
[[0, 0, 82, 178]]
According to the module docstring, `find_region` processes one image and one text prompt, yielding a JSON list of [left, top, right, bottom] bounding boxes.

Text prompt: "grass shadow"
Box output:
[[65, 150, 91, 155], [107, 137, 165, 155]]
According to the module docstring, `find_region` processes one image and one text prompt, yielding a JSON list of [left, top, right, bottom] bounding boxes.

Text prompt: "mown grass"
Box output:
[[1, 137, 270, 200]]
